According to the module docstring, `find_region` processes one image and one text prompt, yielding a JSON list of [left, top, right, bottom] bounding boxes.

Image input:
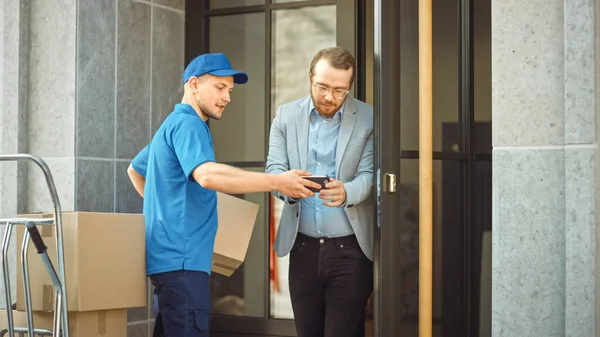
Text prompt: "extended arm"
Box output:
[[193, 162, 276, 194], [192, 163, 318, 198], [172, 114, 319, 198]]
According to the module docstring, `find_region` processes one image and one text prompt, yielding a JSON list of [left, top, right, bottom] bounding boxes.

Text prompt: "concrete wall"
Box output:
[[0, 0, 30, 313], [492, 0, 599, 336], [0, 0, 184, 336]]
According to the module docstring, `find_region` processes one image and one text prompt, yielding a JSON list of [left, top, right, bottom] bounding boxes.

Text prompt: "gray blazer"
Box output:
[[265, 96, 374, 260]]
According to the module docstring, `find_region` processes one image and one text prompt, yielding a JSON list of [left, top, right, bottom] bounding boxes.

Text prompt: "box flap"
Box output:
[[213, 192, 259, 264]]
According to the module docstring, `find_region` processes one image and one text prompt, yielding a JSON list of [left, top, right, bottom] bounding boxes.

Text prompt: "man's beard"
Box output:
[[311, 93, 344, 118]]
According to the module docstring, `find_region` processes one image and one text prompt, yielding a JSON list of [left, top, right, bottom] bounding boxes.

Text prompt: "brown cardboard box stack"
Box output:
[[11, 211, 147, 337], [1, 193, 259, 336], [0, 308, 127, 336]]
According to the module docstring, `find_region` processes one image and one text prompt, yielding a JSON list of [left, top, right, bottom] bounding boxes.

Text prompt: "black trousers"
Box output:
[[289, 232, 373, 337]]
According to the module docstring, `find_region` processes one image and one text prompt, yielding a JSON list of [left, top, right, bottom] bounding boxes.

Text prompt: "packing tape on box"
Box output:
[[42, 284, 53, 311], [97, 310, 107, 335], [213, 261, 234, 272]]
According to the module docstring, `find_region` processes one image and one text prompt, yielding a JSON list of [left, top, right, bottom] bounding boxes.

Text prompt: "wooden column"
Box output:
[[418, 0, 433, 336]]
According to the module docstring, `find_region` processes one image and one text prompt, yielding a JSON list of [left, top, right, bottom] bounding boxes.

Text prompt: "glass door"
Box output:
[[372, 0, 403, 335], [186, 0, 361, 336], [372, 0, 491, 336]]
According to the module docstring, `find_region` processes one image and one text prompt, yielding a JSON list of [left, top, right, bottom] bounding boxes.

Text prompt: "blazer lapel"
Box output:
[[295, 97, 311, 170], [335, 98, 357, 175]]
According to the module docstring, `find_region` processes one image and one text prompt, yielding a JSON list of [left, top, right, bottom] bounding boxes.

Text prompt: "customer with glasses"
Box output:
[[266, 46, 374, 337]]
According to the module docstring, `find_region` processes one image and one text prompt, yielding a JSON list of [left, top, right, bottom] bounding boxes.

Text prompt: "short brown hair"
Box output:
[[309, 47, 356, 87]]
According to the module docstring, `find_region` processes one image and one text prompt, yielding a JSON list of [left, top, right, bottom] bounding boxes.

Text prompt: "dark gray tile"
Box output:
[[76, 0, 116, 158], [128, 306, 149, 322], [115, 161, 143, 213], [153, 0, 184, 10], [151, 7, 184, 136], [116, 0, 151, 159], [76, 159, 115, 212], [149, 320, 155, 335], [127, 321, 149, 337], [149, 279, 156, 318], [149, 303, 155, 320]]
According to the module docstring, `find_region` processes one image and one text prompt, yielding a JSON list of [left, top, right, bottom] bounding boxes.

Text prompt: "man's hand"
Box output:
[[320, 178, 347, 207], [274, 170, 321, 199]]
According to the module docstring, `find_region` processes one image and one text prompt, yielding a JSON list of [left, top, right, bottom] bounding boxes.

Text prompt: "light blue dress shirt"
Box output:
[[298, 100, 354, 238]]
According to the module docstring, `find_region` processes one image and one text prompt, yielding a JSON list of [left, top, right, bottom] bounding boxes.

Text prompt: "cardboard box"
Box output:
[[0, 309, 126, 337], [16, 212, 147, 312], [213, 192, 260, 276]]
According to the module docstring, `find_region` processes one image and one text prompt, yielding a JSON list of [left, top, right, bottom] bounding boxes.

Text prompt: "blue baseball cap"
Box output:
[[182, 53, 248, 85]]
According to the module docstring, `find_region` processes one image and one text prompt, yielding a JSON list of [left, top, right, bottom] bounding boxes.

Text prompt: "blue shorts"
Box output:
[[150, 270, 211, 337]]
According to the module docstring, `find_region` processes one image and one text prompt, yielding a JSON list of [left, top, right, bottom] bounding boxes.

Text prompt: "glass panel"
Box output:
[[270, 5, 336, 120], [474, 0, 492, 122], [269, 196, 293, 318], [397, 159, 461, 337], [268, 5, 336, 319], [399, 0, 459, 151], [209, 13, 266, 162], [210, 0, 265, 9], [211, 168, 268, 317], [472, 160, 492, 337], [365, 0, 374, 106], [272, 0, 310, 3]]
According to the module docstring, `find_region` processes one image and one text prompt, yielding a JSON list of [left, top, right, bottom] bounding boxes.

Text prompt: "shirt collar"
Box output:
[[174, 103, 201, 119]]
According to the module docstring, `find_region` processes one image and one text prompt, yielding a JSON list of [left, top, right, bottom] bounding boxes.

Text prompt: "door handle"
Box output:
[[383, 173, 397, 194]]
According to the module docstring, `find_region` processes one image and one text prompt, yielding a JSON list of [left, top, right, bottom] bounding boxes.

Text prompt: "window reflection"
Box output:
[[399, 0, 459, 152], [273, 0, 312, 3], [270, 5, 336, 120], [269, 197, 294, 318], [209, 13, 266, 163], [474, 0, 492, 122], [269, 4, 336, 319], [208, 12, 268, 318], [210, 169, 268, 318], [396, 159, 461, 337], [209, 0, 265, 9]]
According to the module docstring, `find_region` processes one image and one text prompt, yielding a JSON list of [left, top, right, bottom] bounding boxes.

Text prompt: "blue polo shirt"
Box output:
[[131, 103, 217, 276]]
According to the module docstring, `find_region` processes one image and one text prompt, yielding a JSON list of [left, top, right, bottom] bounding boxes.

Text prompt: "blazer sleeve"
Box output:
[[343, 129, 374, 207], [265, 106, 299, 205]]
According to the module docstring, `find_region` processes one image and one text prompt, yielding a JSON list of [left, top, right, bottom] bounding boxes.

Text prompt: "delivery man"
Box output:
[[127, 52, 321, 337]]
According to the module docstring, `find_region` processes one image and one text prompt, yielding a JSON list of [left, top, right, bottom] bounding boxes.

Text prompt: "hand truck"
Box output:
[[0, 154, 69, 337]]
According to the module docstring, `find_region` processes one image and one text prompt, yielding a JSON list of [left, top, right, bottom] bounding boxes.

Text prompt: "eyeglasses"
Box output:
[[312, 84, 349, 99]]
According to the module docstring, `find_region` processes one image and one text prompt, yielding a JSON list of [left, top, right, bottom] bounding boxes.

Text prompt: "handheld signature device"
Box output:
[[303, 175, 330, 193]]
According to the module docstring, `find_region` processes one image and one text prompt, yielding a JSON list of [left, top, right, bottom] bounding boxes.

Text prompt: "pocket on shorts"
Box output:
[[193, 310, 210, 331]]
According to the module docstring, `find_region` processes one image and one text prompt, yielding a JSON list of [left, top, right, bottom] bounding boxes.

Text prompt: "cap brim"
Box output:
[[209, 69, 249, 84]]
